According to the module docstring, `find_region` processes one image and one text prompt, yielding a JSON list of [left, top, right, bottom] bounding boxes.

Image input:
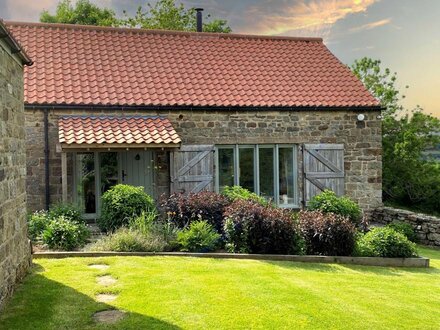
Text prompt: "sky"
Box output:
[[1, 0, 439, 117]]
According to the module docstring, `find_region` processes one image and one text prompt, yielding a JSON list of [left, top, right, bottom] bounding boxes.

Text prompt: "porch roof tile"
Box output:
[[58, 116, 181, 146]]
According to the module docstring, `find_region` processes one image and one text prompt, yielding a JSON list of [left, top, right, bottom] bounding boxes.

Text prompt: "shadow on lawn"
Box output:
[[0, 263, 181, 330], [261, 258, 440, 276]]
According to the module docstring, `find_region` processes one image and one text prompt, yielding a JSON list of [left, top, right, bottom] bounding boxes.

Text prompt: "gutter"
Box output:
[[24, 104, 385, 112], [0, 19, 33, 66]]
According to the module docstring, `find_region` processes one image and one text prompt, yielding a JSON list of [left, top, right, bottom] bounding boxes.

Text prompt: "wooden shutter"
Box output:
[[303, 144, 345, 205], [170, 145, 215, 194]]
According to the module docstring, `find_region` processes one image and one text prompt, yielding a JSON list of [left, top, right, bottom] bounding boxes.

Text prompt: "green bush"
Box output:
[[42, 216, 90, 250], [221, 185, 269, 206], [308, 190, 362, 224], [299, 210, 356, 256], [177, 220, 220, 252], [129, 211, 158, 235], [28, 210, 50, 241], [98, 184, 156, 232], [354, 227, 418, 258], [386, 221, 418, 242], [89, 227, 167, 252], [49, 203, 83, 223]]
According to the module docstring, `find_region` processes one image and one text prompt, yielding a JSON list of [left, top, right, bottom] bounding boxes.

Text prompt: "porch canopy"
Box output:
[[57, 115, 181, 202], [58, 115, 181, 150]]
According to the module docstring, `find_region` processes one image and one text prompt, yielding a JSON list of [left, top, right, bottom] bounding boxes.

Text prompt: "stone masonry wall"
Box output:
[[24, 108, 382, 212], [371, 207, 440, 246], [0, 40, 31, 309]]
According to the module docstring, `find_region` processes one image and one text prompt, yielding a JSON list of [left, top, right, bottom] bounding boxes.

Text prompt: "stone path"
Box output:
[[96, 293, 118, 303], [93, 310, 126, 324], [90, 262, 125, 324], [88, 264, 109, 270], [97, 275, 117, 286]]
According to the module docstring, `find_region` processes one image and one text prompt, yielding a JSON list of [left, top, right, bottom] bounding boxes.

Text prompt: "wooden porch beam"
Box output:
[[61, 152, 68, 202]]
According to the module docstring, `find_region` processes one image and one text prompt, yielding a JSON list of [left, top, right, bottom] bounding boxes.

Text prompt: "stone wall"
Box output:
[[24, 108, 382, 212], [371, 207, 440, 246], [0, 39, 31, 309]]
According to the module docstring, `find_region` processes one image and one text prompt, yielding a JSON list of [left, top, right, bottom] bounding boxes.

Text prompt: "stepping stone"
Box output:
[[96, 293, 118, 303], [97, 275, 117, 286], [93, 310, 125, 324], [89, 264, 109, 270]]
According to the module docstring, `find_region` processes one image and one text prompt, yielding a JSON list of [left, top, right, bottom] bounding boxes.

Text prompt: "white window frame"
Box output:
[[215, 144, 299, 208]]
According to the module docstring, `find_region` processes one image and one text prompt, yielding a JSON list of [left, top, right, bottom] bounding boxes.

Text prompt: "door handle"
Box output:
[[122, 170, 127, 182]]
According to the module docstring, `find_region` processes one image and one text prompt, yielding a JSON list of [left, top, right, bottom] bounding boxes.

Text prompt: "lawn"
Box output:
[[1, 247, 440, 329]]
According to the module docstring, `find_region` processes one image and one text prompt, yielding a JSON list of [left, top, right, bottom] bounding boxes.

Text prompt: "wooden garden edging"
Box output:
[[32, 251, 430, 268]]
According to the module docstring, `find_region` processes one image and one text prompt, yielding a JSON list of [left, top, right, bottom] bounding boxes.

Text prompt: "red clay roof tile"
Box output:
[[7, 21, 379, 108], [59, 116, 181, 145]]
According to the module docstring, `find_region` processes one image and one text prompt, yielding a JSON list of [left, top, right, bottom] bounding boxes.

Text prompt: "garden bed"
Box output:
[[32, 251, 430, 268]]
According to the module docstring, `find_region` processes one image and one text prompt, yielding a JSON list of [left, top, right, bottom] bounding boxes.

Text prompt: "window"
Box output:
[[215, 145, 298, 207]]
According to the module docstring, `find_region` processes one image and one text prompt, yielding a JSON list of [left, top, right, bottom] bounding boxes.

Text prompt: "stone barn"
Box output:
[[0, 20, 33, 308], [7, 21, 383, 220]]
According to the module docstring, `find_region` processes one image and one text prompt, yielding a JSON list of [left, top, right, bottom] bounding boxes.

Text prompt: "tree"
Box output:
[[351, 58, 440, 214], [120, 0, 232, 33], [40, 0, 118, 26]]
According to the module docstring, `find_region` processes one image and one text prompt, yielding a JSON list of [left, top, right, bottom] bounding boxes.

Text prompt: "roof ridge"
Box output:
[[4, 20, 323, 43]]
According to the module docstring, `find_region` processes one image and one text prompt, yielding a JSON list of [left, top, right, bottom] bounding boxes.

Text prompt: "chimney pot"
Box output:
[[195, 8, 203, 32]]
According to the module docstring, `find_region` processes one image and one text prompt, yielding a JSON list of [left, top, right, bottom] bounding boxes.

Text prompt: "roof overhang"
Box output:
[[58, 116, 181, 151], [0, 20, 32, 66]]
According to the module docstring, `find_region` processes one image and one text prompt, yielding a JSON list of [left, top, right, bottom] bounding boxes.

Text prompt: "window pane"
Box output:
[[99, 152, 118, 194], [76, 153, 96, 214], [259, 147, 274, 201], [218, 148, 234, 190], [239, 147, 255, 192], [279, 147, 295, 205]]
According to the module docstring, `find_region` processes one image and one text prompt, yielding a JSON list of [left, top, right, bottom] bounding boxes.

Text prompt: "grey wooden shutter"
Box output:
[[170, 145, 215, 194], [303, 144, 345, 205]]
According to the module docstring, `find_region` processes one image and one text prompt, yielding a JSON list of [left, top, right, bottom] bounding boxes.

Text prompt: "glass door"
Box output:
[[75, 152, 97, 216], [75, 151, 119, 218]]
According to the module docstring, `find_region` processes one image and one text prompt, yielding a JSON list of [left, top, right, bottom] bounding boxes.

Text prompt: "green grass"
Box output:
[[1, 247, 440, 329]]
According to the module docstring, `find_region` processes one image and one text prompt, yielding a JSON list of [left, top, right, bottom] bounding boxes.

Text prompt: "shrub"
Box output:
[[222, 185, 269, 206], [354, 227, 418, 258], [386, 221, 418, 242], [89, 227, 168, 252], [299, 210, 356, 256], [223, 199, 303, 254], [308, 190, 362, 224], [129, 211, 158, 235], [99, 184, 156, 232], [42, 216, 90, 250], [161, 192, 230, 232], [49, 203, 83, 223], [28, 210, 50, 241], [176, 220, 220, 252]]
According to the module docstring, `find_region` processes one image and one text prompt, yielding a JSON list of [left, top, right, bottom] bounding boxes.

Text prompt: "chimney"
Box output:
[[195, 8, 203, 32]]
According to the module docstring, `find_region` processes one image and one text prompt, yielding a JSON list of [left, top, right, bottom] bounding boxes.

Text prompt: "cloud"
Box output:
[[349, 18, 391, 33], [1, 0, 58, 21], [351, 45, 375, 52], [240, 0, 379, 38]]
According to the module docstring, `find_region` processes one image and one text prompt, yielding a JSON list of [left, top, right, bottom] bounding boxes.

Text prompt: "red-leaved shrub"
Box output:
[[299, 210, 356, 256], [223, 199, 303, 254], [161, 192, 230, 233]]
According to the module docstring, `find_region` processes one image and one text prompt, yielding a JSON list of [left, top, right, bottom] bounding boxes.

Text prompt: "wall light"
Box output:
[[357, 114, 365, 121]]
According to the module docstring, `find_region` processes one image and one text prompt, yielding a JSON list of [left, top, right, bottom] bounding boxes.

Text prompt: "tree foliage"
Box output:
[[40, 0, 231, 33], [351, 57, 440, 214], [40, 0, 118, 26], [120, 0, 232, 33]]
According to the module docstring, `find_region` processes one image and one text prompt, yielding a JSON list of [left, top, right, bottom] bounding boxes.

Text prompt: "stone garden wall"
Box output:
[[0, 39, 31, 309], [372, 207, 440, 246], [24, 108, 382, 212]]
